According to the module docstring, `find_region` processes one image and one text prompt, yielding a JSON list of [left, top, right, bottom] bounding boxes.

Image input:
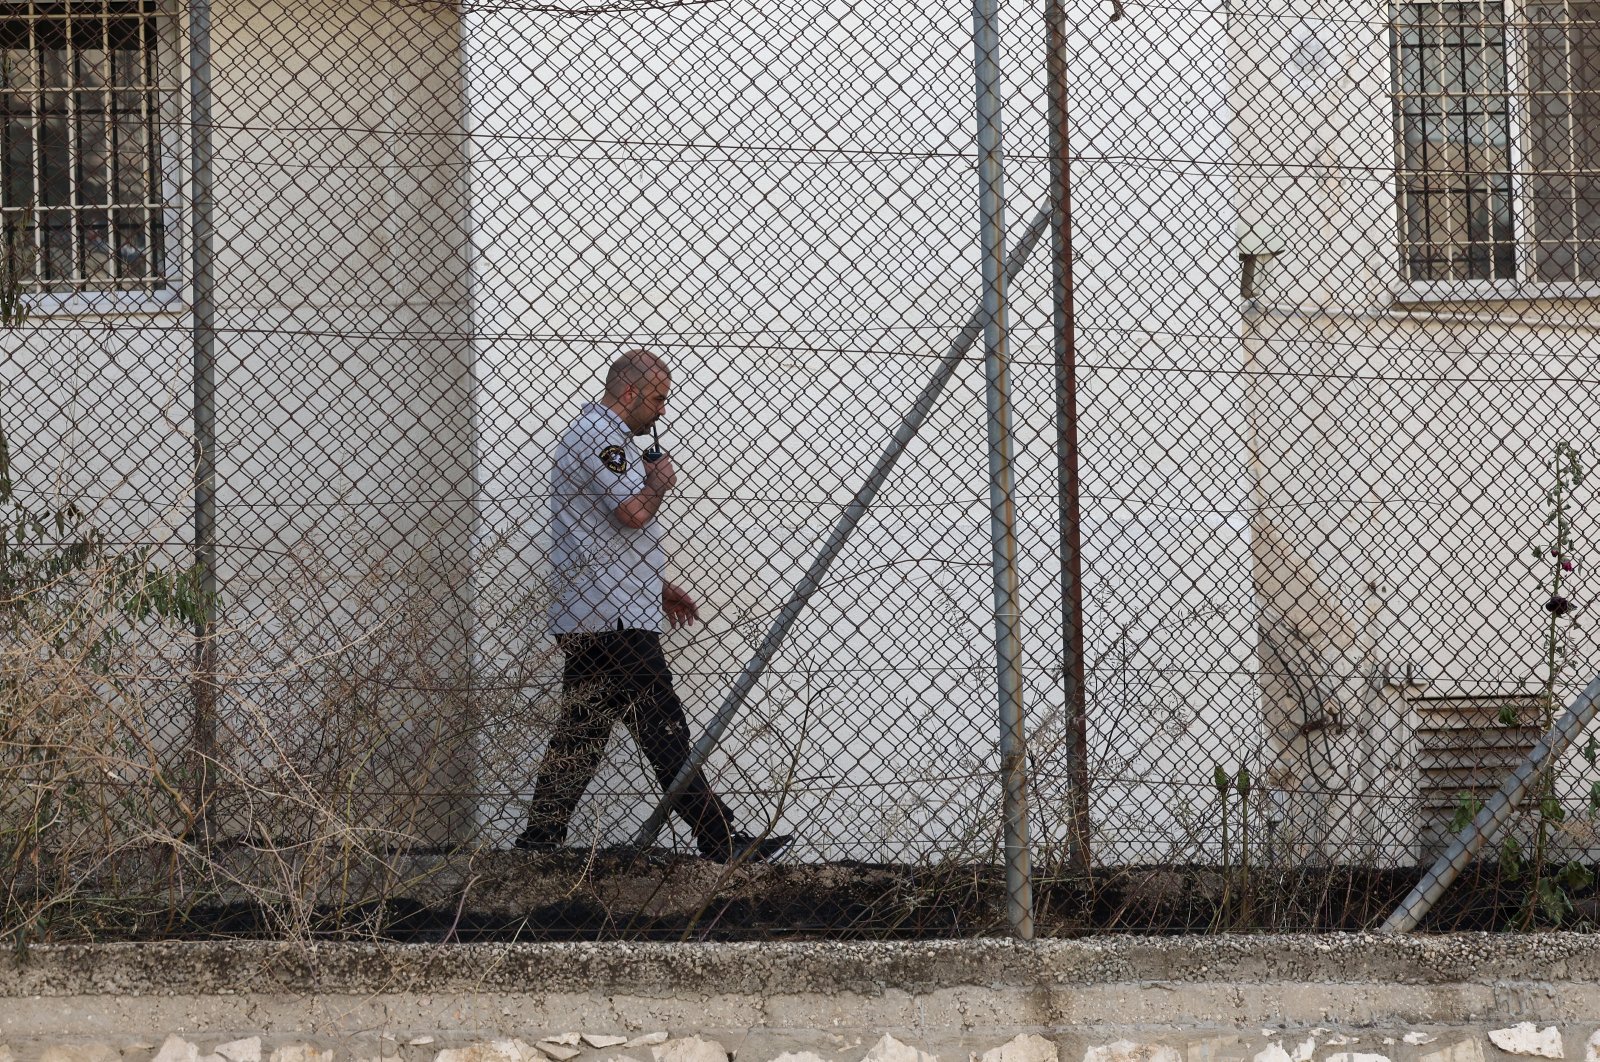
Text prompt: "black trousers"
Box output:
[[523, 628, 735, 853]]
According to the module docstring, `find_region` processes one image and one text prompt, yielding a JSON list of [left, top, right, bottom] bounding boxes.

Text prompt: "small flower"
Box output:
[[1548, 595, 1573, 616], [1563, 559, 1576, 572]]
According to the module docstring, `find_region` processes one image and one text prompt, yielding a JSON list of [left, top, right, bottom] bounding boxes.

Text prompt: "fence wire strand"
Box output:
[[4, 0, 1600, 941]]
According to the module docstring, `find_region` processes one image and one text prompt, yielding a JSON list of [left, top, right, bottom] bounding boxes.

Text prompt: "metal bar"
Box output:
[[188, 0, 218, 836], [629, 204, 1053, 853], [1043, 0, 1091, 874], [99, 7, 115, 285], [66, 3, 81, 286], [1381, 670, 1600, 933], [1566, 0, 1579, 281], [27, 7, 46, 283], [970, 0, 1034, 941], [139, 4, 157, 285]]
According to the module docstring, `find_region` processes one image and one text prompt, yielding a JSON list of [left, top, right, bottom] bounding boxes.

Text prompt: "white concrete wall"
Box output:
[[1230, 0, 1600, 863], [206, 0, 477, 844], [466, 0, 1257, 864]]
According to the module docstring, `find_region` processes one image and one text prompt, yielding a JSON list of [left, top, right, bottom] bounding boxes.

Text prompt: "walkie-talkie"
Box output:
[[643, 427, 663, 463]]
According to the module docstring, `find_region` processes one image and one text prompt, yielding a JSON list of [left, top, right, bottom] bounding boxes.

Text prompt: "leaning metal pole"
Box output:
[[631, 206, 1052, 851], [970, 0, 1035, 939], [1382, 671, 1600, 933], [1043, 0, 1092, 873], [189, 0, 219, 834]]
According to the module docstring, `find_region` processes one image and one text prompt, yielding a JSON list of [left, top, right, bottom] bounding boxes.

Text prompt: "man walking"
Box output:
[[516, 348, 791, 863]]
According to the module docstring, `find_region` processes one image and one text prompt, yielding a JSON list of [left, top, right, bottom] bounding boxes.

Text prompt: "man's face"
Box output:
[[622, 367, 670, 435]]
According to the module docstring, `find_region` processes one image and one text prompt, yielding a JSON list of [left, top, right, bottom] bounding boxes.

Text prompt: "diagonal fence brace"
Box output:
[[631, 203, 1054, 850]]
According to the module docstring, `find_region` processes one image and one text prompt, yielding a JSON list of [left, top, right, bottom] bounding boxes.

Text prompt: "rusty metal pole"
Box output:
[[189, 0, 218, 835], [1044, 0, 1092, 872]]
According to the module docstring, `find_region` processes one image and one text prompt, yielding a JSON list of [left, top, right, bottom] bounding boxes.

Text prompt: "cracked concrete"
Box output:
[[6, 936, 1600, 1061]]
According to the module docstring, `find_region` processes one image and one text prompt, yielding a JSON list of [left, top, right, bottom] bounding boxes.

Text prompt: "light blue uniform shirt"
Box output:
[[548, 401, 665, 635]]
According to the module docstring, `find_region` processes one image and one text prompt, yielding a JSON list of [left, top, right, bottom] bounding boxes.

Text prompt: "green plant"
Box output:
[[1535, 441, 1584, 728], [1211, 764, 1254, 930], [0, 297, 208, 953], [1448, 791, 1485, 833], [1517, 441, 1589, 925]]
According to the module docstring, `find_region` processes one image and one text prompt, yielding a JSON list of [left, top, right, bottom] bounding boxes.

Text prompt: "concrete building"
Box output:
[[1230, 0, 1600, 863], [20, 0, 1571, 870], [1, 0, 476, 845], [465, 0, 1259, 864]]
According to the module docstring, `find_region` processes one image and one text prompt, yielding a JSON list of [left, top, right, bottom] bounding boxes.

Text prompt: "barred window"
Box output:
[[1, 1, 169, 295], [1393, 2, 1600, 285]]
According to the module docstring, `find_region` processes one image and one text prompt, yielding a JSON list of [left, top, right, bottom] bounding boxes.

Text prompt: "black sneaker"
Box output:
[[512, 828, 561, 853], [706, 832, 792, 865]]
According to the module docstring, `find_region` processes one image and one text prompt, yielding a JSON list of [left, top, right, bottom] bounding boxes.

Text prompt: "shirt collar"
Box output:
[[583, 400, 632, 438]]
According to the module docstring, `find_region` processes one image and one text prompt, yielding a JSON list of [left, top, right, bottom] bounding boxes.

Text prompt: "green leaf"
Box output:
[[1501, 836, 1523, 880], [1449, 792, 1484, 832], [1560, 860, 1594, 891], [1538, 878, 1571, 925], [1541, 795, 1567, 823]]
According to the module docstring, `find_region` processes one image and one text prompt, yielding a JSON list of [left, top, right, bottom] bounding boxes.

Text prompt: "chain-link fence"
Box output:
[[4, 0, 1600, 942]]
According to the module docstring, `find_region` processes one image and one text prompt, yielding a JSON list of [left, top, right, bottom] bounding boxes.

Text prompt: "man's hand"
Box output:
[[663, 580, 701, 628], [617, 451, 677, 529], [644, 451, 677, 493]]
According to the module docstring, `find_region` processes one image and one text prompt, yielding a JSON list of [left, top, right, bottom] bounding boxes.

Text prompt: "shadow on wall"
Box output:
[[1253, 522, 1418, 867]]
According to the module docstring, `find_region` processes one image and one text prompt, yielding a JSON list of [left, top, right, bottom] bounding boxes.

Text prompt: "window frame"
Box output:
[[1390, 0, 1600, 301], [2, 0, 185, 316]]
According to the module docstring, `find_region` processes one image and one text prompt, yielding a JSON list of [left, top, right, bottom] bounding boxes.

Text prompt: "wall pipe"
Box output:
[[630, 206, 1053, 862], [1381, 671, 1600, 933]]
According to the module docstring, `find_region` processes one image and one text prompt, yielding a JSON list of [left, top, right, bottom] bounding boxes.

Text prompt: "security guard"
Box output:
[[516, 348, 792, 864]]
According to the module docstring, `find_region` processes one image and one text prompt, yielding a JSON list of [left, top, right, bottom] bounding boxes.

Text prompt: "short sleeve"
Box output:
[[571, 418, 643, 512]]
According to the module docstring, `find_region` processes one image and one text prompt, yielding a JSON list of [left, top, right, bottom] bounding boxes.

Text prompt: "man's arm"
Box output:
[[615, 452, 676, 529]]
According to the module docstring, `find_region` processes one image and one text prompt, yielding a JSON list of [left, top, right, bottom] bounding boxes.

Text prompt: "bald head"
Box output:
[[603, 348, 672, 435], [604, 348, 669, 401]]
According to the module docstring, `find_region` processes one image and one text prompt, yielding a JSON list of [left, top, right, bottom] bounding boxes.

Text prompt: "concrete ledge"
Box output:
[[7, 934, 1600, 998], [5, 935, 1600, 1049]]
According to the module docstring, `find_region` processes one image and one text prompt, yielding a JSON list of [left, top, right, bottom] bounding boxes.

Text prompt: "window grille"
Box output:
[[1393, 2, 1517, 282], [1394, 1, 1600, 284], [0, 0, 169, 295], [1524, 1, 1600, 281]]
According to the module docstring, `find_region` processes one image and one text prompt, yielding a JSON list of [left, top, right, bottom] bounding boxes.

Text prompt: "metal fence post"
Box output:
[[971, 0, 1035, 940], [1043, 0, 1092, 875], [188, 0, 218, 833]]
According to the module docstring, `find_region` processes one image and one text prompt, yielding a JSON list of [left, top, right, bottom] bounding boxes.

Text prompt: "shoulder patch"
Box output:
[[599, 445, 628, 473]]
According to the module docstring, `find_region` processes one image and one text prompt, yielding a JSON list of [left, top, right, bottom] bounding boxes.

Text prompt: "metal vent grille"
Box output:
[[1415, 693, 1544, 857]]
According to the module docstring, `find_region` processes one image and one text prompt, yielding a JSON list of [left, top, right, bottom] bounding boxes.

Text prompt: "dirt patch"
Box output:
[[8, 845, 1594, 943]]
